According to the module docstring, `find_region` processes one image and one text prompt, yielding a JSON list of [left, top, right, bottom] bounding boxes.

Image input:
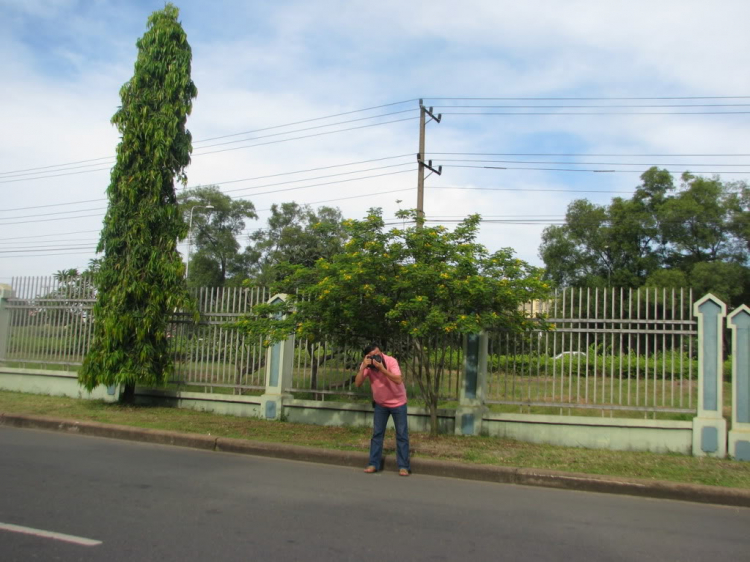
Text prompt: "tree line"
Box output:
[[177, 185, 348, 288], [540, 167, 749, 307]]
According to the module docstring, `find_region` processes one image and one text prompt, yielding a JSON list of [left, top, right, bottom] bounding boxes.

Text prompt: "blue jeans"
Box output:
[[368, 402, 410, 472]]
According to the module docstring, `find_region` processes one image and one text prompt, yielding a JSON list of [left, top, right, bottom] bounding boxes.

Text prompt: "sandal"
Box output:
[[364, 466, 378, 473], [399, 468, 410, 477]]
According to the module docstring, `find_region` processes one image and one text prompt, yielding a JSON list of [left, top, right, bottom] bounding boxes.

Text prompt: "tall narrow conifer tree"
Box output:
[[80, 4, 197, 399]]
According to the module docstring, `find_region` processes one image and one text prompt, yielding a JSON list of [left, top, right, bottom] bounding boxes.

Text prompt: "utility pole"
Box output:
[[416, 99, 442, 226]]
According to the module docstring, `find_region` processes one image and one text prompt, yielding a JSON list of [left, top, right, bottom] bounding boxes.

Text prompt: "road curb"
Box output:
[[2, 412, 749, 508], [0, 413, 218, 451]]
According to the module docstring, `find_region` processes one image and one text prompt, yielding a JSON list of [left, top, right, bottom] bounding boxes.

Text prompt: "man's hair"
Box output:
[[363, 342, 382, 356]]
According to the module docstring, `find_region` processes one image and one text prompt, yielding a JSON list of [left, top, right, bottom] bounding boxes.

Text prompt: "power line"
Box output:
[[436, 158, 750, 166], [0, 116, 418, 185], [0, 116, 418, 186], [220, 162, 414, 196], [0, 206, 106, 221], [194, 116, 419, 158], [422, 96, 750, 100], [0, 187, 419, 251], [0, 213, 104, 226], [0, 238, 98, 246], [2, 93, 747, 179], [0, 245, 97, 254], [431, 104, 750, 108], [228, 168, 417, 200], [0, 251, 97, 259], [0, 166, 112, 185], [0, 99, 419, 177], [427, 152, 750, 157], [0, 229, 101, 241], [0, 156, 113, 178], [442, 164, 750, 174], [0, 154, 414, 213], [193, 99, 418, 144], [255, 187, 416, 213], [0, 200, 106, 213], [0, 168, 418, 225], [427, 186, 633, 194], [0, 162, 417, 222], [194, 109, 417, 151], [441, 111, 750, 115]]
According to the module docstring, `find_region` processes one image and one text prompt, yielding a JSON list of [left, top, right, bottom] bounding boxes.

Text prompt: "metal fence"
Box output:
[[167, 286, 269, 392], [3, 278, 271, 394], [488, 287, 698, 414], [288, 333, 465, 401], [4, 276, 96, 367], [2, 278, 700, 412]]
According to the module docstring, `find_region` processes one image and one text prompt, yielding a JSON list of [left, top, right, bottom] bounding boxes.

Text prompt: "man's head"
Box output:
[[363, 342, 382, 357]]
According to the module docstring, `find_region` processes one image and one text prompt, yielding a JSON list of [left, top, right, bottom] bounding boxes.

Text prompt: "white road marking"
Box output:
[[0, 522, 102, 546]]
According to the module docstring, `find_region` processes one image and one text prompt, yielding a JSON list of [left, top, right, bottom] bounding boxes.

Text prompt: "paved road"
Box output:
[[1, 426, 748, 562]]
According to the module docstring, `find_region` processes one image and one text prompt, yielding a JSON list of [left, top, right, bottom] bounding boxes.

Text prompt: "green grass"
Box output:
[[1, 389, 748, 489]]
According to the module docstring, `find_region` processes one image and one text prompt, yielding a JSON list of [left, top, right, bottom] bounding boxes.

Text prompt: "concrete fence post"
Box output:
[[259, 293, 294, 421], [692, 294, 728, 458], [455, 332, 488, 436], [0, 284, 15, 362], [728, 305, 750, 461]]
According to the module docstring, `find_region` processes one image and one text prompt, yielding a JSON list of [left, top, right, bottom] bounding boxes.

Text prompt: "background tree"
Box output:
[[245, 202, 348, 286], [540, 167, 750, 307], [79, 4, 197, 400], [242, 202, 348, 391], [237, 209, 550, 435], [178, 185, 257, 287]]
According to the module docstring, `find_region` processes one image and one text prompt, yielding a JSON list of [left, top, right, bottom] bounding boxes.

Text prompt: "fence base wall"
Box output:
[[135, 388, 261, 418], [284, 399, 456, 434], [483, 413, 693, 454], [0, 371, 698, 455], [0, 368, 119, 402]]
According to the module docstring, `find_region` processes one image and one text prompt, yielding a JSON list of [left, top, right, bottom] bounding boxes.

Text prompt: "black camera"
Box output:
[[367, 354, 383, 367]]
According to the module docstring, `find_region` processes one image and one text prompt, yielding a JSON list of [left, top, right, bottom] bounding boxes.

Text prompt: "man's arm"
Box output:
[[375, 357, 403, 385], [355, 361, 369, 387]]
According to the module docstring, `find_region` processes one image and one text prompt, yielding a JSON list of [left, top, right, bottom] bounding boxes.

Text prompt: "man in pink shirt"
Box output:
[[355, 343, 411, 476]]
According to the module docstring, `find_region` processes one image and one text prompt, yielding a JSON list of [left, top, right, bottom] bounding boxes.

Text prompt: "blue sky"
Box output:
[[1, 0, 749, 281]]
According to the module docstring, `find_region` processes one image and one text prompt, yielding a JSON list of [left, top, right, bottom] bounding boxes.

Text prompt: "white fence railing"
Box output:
[[2, 278, 702, 413]]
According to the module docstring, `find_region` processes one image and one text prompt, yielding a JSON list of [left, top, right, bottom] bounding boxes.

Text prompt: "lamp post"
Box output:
[[185, 205, 214, 280]]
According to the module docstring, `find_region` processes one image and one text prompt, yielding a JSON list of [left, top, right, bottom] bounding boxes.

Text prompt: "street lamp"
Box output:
[[185, 205, 214, 279]]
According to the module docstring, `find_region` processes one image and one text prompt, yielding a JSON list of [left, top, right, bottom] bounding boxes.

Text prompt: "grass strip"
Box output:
[[1, 389, 748, 489]]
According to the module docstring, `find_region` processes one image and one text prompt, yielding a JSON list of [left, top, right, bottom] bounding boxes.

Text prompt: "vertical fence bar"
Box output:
[[24, 277, 36, 362], [681, 287, 688, 408], [199, 287, 209, 389], [635, 288, 641, 406], [647, 286, 653, 413], [670, 288, 676, 408], [576, 289, 589, 403], [552, 289, 559, 402], [31, 277, 42, 362], [662, 287, 667, 408], [12, 277, 23, 361]]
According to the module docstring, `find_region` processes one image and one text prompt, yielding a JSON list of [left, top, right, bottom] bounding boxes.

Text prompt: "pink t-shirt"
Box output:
[[364, 354, 407, 408]]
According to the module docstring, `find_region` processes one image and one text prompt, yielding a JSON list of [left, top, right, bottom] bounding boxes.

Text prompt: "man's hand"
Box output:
[[355, 358, 370, 388], [371, 357, 386, 372]]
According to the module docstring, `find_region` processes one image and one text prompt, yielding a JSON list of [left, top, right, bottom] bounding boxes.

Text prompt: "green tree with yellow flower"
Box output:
[[236, 209, 550, 435]]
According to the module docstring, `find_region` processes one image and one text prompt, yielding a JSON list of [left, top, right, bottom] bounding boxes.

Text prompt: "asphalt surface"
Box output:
[[2, 412, 750, 509], [1, 426, 749, 562]]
